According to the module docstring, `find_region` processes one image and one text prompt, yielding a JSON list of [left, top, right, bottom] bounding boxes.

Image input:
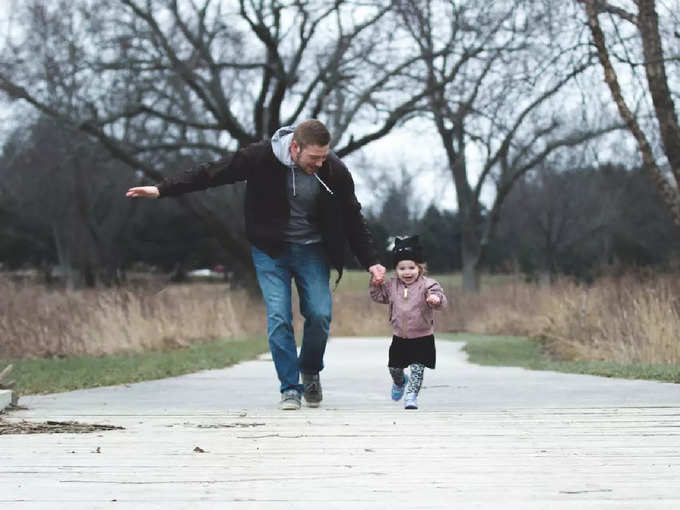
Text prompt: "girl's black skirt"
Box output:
[[388, 334, 436, 369]]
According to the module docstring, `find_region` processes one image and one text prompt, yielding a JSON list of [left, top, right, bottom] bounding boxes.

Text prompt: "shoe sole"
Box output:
[[303, 385, 321, 408], [280, 403, 301, 410], [303, 389, 322, 408]]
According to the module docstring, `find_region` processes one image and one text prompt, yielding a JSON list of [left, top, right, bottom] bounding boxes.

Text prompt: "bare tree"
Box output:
[[578, 0, 680, 224], [0, 0, 428, 282], [395, 0, 622, 292], [0, 118, 140, 287]]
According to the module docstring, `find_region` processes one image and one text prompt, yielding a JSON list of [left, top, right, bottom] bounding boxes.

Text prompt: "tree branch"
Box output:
[[120, 0, 252, 145], [582, 0, 680, 225]]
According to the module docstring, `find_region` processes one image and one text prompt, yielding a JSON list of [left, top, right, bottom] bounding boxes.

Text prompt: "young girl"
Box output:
[[369, 235, 447, 409]]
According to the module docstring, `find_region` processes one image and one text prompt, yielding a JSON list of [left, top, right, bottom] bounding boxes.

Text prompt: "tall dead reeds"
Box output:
[[539, 275, 680, 364], [0, 277, 264, 359], [443, 273, 680, 365], [2, 271, 678, 365]]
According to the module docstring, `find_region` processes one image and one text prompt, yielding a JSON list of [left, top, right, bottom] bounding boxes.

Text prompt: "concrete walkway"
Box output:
[[1, 337, 679, 509]]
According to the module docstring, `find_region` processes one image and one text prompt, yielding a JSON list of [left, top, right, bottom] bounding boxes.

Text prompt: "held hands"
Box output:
[[368, 264, 386, 285], [126, 186, 159, 198], [426, 294, 441, 306]]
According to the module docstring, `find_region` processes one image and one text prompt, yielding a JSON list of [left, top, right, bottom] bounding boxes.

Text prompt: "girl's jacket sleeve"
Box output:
[[425, 278, 448, 309], [369, 279, 391, 304]]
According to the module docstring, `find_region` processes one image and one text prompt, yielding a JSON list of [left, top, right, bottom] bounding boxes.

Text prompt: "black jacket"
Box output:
[[157, 141, 379, 280]]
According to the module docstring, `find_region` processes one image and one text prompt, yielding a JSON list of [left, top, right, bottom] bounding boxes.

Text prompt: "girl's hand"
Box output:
[[426, 294, 441, 306]]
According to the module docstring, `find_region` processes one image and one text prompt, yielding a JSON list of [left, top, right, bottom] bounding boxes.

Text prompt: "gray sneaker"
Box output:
[[302, 373, 322, 407], [280, 389, 301, 410]]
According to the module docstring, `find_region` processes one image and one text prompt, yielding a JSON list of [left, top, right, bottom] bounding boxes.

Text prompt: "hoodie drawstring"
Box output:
[[314, 173, 334, 195], [290, 165, 334, 197]]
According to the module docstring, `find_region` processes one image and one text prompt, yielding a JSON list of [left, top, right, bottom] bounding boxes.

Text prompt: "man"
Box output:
[[127, 119, 386, 410]]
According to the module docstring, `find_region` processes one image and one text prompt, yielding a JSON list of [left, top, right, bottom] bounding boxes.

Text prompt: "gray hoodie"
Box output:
[[271, 125, 333, 245]]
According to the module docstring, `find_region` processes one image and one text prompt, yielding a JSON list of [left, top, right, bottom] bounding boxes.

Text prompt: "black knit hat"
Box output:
[[392, 235, 424, 267]]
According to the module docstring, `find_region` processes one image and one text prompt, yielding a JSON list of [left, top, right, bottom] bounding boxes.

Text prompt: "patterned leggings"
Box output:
[[389, 364, 425, 394]]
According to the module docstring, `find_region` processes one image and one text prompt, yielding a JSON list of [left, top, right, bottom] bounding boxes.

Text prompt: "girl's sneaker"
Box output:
[[404, 392, 418, 409], [391, 374, 408, 401]]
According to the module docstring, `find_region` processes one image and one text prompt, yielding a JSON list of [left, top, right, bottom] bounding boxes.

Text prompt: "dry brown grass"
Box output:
[[327, 276, 540, 338], [342, 272, 680, 365], [538, 275, 680, 364], [328, 291, 394, 337], [437, 273, 680, 365], [0, 276, 264, 359], [3, 271, 679, 365], [441, 278, 547, 337]]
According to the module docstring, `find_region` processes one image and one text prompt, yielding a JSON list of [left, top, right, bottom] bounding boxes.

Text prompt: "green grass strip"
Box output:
[[442, 333, 680, 384], [2, 335, 269, 395]]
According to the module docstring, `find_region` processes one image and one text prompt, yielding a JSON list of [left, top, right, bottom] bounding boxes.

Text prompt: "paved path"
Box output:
[[1, 337, 679, 509]]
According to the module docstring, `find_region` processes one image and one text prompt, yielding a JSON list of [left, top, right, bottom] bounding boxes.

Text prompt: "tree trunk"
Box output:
[[583, 0, 680, 225], [461, 220, 481, 293], [461, 250, 481, 293], [52, 224, 75, 290], [637, 0, 680, 185]]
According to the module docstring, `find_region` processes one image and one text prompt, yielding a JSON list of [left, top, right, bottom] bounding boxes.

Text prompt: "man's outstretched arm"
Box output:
[[125, 145, 253, 200]]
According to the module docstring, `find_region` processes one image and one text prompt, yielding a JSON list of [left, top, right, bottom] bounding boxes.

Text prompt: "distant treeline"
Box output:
[[365, 163, 680, 281], [1, 117, 678, 286]]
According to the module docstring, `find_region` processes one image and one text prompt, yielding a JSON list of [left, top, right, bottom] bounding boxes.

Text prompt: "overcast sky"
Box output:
[[0, 0, 493, 219], [352, 130, 450, 216], [348, 117, 497, 217]]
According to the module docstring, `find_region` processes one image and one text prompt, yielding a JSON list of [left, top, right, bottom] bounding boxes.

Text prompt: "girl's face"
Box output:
[[395, 259, 420, 285]]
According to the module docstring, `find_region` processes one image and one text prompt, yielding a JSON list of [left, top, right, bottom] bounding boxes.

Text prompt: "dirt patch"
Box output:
[[0, 418, 125, 435]]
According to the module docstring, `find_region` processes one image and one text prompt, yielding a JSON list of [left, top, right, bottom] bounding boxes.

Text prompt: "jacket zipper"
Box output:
[[401, 282, 408, 336]]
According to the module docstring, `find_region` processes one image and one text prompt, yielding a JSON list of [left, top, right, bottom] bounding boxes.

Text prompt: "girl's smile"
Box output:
[[395, 259, 420, 285]]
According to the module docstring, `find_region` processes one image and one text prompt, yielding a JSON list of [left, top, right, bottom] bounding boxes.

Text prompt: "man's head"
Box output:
[[290, 119, 331, 175]]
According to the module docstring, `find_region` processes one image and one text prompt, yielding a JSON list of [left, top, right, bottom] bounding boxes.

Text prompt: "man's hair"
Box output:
[[293, 119, 331, 149]]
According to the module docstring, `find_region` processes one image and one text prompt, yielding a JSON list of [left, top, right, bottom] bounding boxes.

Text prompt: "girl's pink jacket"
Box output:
[[369, 275, 448, 338]]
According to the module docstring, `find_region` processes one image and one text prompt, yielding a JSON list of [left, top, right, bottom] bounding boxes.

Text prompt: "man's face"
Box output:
[[291, 140, 329, 175], [395, 260, 420, 285]]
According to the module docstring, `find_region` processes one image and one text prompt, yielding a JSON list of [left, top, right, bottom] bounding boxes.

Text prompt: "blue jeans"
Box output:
[[251, 243, 332, 394]]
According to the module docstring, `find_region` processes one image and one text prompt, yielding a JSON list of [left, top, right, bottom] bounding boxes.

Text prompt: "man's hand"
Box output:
[[368, 264, 386, 284], [426, 294, 441, 306], [126, 186, 159, 198]]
